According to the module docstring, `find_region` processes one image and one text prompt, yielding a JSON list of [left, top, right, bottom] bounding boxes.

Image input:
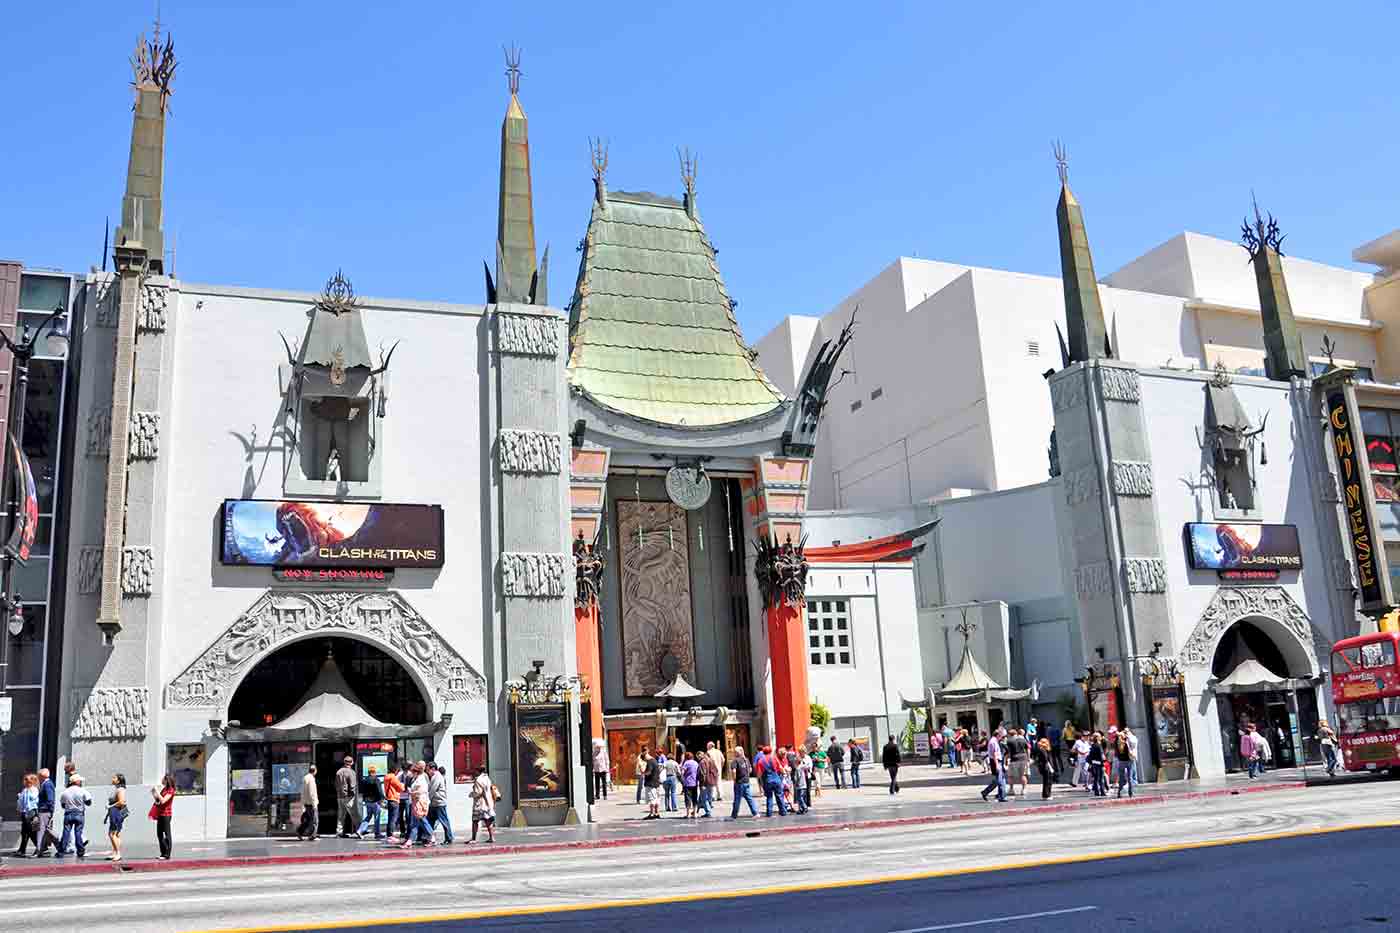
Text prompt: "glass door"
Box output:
[[227, 744, 271, 837], [269, 743, 313, 836]]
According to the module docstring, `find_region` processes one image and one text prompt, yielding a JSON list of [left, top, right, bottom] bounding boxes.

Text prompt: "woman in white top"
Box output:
[[469, 767, 496, 844]]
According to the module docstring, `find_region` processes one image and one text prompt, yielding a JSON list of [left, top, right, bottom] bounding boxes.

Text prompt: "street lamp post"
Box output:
[[0, 304, 69, 801]]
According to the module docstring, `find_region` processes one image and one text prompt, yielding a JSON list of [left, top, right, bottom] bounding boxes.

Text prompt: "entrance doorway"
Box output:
[[674, 725, 723, 759], [225, 636, 431, 837], [1211, 619, 1318, 772]]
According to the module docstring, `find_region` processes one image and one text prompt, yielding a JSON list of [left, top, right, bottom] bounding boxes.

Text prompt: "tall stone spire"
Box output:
[[115, 21, 176, 274], [1054, 143, 1108, 363], [489, 45, 547, 305], [1242, 196, 1307, 381]]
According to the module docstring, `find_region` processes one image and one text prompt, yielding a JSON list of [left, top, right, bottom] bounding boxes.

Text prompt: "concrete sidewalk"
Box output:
[[0, 763, 1335, 878]]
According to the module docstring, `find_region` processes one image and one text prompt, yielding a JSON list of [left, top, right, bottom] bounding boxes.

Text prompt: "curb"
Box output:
[[0, 780, 1305, 879]]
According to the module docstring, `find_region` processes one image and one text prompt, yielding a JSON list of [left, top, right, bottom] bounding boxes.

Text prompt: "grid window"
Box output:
[[805, 600, 853, 667], [1361, 408, 1400, 502]]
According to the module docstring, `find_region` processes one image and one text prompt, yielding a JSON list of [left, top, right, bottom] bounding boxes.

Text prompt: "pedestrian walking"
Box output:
[[150, 773, 176, 859], [811, 742, 827, 799], [1316, 721, 1339, 776], [1241, 724, 1265, 778], [956, 730, 972, 774], [699, 746, 720, 817], [796, 748, 814, 813], [401, 761, 433, 847], [1047, 722, 1063, 772], [33, 768, 56, 857], [468, 766, 497, 843], [54, 774, 93, 858], [930, 728, 944, 767], [634, 749, 648, 804], [1032, 737, 1057, 799], [729, 745, 757, 818], [660, 752, 680, 812], [1072, 733, 1091, 788], [395, 762, 413, 837], [681, 752, 701, 818], [827, 736, 846, 788], [591, 738, 610, 801], [1115, 728, 1136, 797], [642, 749, 662, 820], [1087, 732, 1107, 796], [1005, 729, 1029, 797], [848, 738, 864, 788], [15, 772, 40, 857], [882, 735, 902, 795], [356, 766, 385, 839], [297, 765, 319, 840], [425, 761, 453, 843], [104, 773, 129, 861], [980, 730, 1007, 803], [383, 762, 404, 841], [758, 745, 788, 817], [334, 756, 359, 838], [705, 741, 725, 802]]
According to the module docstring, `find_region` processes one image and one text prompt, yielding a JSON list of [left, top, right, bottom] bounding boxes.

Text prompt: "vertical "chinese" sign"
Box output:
[[1325, 382, 1394, 611]]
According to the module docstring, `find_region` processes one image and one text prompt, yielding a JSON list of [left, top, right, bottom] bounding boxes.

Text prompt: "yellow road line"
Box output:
[[187, 819, 1400, 933]]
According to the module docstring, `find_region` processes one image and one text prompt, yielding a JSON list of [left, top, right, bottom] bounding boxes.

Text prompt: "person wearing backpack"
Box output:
[[826, 736, 846, 789], [847, 738, 865, 788]]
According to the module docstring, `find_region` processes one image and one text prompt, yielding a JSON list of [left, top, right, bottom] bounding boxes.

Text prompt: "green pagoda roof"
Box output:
[[567, 189, 784, 428]]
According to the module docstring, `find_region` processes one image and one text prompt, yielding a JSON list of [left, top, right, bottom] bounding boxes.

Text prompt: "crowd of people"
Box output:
[[621, 734, 906, 820], [295, 757, 499, 847], [11, 760, 175, 861]]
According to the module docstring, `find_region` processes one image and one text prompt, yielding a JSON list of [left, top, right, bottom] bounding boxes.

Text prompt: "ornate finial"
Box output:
[[130, 15, 177, 106], [1210, 360, 1233, 389], [1241, 191, 1285, 259], [315, 270, 358, 316], [678, 146, 698, 197], [589, 137, 609, 182], [1321, 333, 1338, 369], [504, 43, 522, 96], [1053, 139, 1069, 185]]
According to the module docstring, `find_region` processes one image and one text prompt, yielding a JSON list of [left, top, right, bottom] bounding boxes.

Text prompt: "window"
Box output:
[[1359, 408, 1400, 502], [1027, 340, 1040, 357], [1311, 361, 1374, 381], [18, 274, 68, 313], [806, 599, 852, 667], [1332, 640, 1397, 673], [167, 744, 208, 796], [1338, 696, 1400, 736], [850, 400, 862, 413], [870, 388, 883, 400]]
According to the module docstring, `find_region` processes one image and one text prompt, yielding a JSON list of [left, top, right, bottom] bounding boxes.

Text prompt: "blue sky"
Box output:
[[3, 2, 1395, 340]]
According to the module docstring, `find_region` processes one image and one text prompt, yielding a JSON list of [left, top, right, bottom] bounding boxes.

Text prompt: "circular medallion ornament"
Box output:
[[665, 465, 712, 510]]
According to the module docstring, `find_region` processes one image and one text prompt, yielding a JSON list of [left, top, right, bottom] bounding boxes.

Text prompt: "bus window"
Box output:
[[1332, 648, 1358, 673], [1338, 696, 1400, 735], [1361, 641, 1397, 669]]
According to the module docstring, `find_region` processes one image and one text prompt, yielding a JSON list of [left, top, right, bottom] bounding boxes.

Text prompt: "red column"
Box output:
[[766, 602, 810, 749], [574, 603, 604, 740]]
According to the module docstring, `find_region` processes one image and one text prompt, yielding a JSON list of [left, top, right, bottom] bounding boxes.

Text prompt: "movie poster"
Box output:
[[1150, 686, 1188, 761], [514, 705, 569, 803], [220, 499, 444, 568], [1185, 523, 1302, 571]]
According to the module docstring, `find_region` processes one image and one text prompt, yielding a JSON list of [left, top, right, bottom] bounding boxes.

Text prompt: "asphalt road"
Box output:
[[5, 781, 1398, 933]]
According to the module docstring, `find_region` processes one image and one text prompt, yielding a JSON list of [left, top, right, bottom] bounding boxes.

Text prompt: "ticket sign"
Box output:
[[1323, 381, 1393, 611]]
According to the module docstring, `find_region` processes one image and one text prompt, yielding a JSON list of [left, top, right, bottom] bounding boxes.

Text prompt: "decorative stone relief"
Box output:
[[1178, 586, 1317, 668], [69, 686, 149, 740], [77, 546, 103, 595], [498, 429, 563, 474], [137, 282, 168, 333], [1111, 461, 1154, 497], [1063, 466, 1100, 507], [121, 546, 154, 597], [166, 590, 487, 709], [1123, 558, 1167, 593], [496, 313, 559, 357], [501, 552, 570, 599], [128, 411, 160, 461], [1050, 374, 1086, 413], [1074, 562, 1114, 598], [93, 280, 119, 328], [1099, 368, 1141, 402], [85, 405, 112, 457]]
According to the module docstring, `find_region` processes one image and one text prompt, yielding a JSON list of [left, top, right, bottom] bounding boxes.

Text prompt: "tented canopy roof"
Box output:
[[654, 673, 706, 700]]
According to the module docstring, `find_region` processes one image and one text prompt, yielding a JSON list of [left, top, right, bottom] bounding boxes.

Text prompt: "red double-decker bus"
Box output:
[[1331, 631, 1400, 772]]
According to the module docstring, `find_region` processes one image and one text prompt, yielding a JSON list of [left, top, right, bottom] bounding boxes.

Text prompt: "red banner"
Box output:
[[5, 433, 37, 562]]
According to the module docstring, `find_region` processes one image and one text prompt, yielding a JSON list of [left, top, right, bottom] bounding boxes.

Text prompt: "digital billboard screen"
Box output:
[[1185, 522, 1302, 572], [220, 500, 444, 568]]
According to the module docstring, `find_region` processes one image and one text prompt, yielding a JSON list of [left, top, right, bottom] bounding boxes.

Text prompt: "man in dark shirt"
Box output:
[[35, 768, 56, 857], [882, 736, 902, 794], [335, 756, 358, 838], [356, 766, 385, 839], [642, 751, 662, 820], [827, 736, 846, 789]]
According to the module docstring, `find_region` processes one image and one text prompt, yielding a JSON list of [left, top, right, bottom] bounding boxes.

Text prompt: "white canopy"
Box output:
[[654, 673, 706, 700], [268, 655, 392, 732]]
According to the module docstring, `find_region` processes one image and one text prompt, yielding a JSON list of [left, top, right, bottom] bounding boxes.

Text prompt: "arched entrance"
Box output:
[[1210, 618, 1321, 773], [224, 636, 432, 838]]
